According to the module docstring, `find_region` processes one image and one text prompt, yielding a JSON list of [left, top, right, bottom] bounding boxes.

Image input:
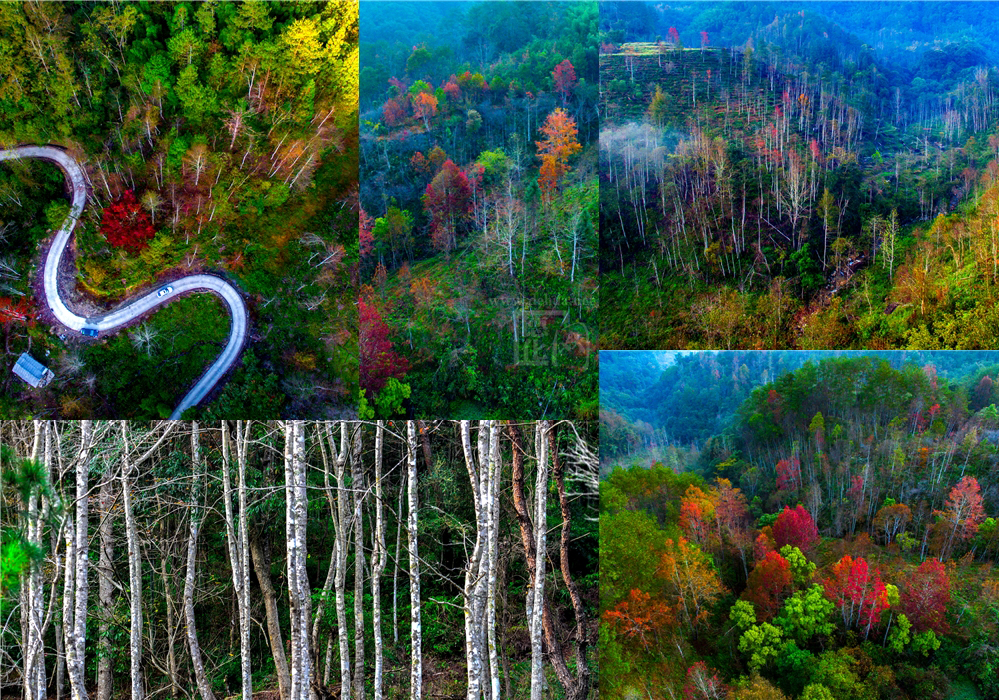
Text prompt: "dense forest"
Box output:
[[359, 1, 599, 419], [600, 349, 999, 464], [0, 1, 358, 418], [599, 1, 999, 349], [601, 353, 999, 699], [0, 419, 597, 699]]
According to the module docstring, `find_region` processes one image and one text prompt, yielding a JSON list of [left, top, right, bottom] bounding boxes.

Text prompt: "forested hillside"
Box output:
[[601, 349, 999, 464], [0, 419, 597, 699], [359, 1, 599, 419], [601, 354, 999, 699], [0, 1, 358, 418], [599, 2, 999, 350]]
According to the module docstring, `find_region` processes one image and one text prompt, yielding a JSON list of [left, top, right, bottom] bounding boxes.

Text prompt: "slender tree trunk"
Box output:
[[393, 476, 404, 647], [351, 425, 366, 698], [64, 421, 92, 700], [529, 422, 549, 700], [23, 421, 47, 700], [250, 535, 292, 700], [333, 422, 351, 699], [486, 422, 501, 700], [161, 519, 179, 700], [407, 421, 423, 700], [286, 421, 313, 700], [121, 423, 144, 700], [223, 422, 252, 700], [314, 424, 339, 689], [550, 424, 592, 700], [460, 421, 484, 700], [373, 421, 387, 700], [97, 464, 114, 700], [183, 422, 217, 700]]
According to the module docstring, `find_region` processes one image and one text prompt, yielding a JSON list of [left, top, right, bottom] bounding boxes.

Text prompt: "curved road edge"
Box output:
[[0, 145, 248, 419]]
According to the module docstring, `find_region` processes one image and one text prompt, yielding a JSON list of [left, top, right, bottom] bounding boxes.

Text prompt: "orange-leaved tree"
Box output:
[[413, 91, 438, 130], [602, 588, 675, 650], [536, 107, 581, 203], [659, 537, 726, 638]]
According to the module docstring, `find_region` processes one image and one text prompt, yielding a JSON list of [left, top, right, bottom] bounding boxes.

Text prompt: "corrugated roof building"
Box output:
[[12, 352, 55, 388]]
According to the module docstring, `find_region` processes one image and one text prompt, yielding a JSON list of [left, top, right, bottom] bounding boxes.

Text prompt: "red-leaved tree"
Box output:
[[360, 299, 409, 394], [937, 475, 986, 559], [552, 58, 577, 105], [773, 505, 819, 551], [683, 661, 727, 700], [0, 297, 35, 326], [824, 555, 888, 637], [360, 207, 374, 258], [775, 455, 801, 492], [745, 550, 792, 620], [423, 159, 472, 254], [901, 559, 951, 635], [100, 190, 156, 251]]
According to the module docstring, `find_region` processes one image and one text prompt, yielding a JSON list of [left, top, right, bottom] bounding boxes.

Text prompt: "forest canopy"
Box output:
[[601, 351, 999, 699]]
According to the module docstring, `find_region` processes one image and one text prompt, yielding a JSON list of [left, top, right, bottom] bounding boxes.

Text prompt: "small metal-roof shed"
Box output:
[[12, 352, 55, 388]]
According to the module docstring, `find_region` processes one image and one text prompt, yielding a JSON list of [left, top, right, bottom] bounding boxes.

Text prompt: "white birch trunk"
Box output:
[[223, 421, 252, 700], [351, 425, 365, 698], [407, 421, 422, 700], [334, 422, 351, 699], [373, 421, 387, 700], [530, 422, 550, 700], [23, 421, 47, 700], [64, 420, 92, 700], [460, 420, 484, 700], [286, 421, 313, 700], [121, 423, 144, 700], [486, 422, 501, 700], [285, 424, 300, 700]]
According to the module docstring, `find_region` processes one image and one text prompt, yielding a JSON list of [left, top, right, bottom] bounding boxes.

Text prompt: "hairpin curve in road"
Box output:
[[0, 145, 248, 419]]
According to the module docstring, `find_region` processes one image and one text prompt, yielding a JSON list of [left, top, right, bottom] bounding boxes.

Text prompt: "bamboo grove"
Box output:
[[0, 420, 598, 699]]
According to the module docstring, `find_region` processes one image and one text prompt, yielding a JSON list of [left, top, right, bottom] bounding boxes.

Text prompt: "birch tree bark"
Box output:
[[22, 420, 48, 700], [120, 423, 143, 700], [337, 424, 352, 699], [285, 420, 313, 700], [183, 422, 217, 700], [351, 424, 366, 698], [324, 420, 352, 699], [373, 421, 387, 700], [314, 424, 339, 687], [459, 420, 485, 700], [530, 421, 549, 700], [63, 420, 92, 700], [223, 421, 252, 700], [407, 420, 423, 700], [97, 458, 115, 700], [485, 421, 501, 700]]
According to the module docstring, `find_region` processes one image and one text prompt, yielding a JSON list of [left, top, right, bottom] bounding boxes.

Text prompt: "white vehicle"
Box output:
[[157, 286, 173, 297]]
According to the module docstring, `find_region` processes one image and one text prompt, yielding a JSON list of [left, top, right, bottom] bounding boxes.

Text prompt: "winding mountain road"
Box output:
[[0, 145, 247, 418]]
